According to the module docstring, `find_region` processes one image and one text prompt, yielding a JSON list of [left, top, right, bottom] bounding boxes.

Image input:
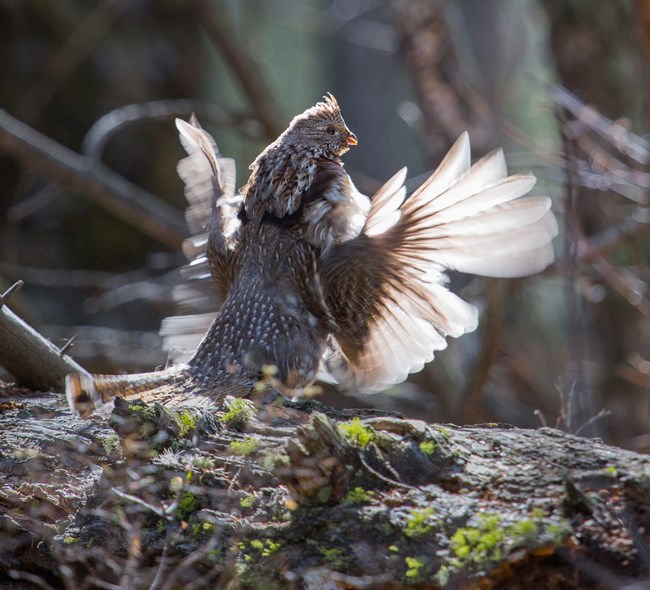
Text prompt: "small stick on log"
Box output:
[[0, 281, 89, 392]]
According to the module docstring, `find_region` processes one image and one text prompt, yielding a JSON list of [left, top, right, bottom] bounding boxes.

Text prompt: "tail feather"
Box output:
[[66, 366, 189, 418]]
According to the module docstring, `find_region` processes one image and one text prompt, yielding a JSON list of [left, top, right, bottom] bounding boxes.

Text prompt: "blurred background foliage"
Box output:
[[1, 0, 649, 451]]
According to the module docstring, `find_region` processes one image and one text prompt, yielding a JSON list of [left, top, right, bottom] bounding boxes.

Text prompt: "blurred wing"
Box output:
[[161, 116, 241, 362], [320, 132, 557, 391]]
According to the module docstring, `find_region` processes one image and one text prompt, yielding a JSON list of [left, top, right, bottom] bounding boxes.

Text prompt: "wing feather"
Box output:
[[320, 133, 557, 391], [161, 117, 241, 362]]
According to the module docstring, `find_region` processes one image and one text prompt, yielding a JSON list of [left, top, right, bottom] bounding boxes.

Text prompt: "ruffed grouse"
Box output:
[[67, 94, 557, 417]]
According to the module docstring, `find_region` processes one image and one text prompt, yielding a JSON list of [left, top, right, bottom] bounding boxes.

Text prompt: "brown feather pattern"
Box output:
[[66, 98, 556, 416]]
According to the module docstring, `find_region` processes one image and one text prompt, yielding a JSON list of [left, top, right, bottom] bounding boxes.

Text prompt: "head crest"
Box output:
[[292, 93, 341, 125]]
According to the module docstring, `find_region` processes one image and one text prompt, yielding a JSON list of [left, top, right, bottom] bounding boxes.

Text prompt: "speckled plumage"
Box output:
[[67, 95, 558, 417]]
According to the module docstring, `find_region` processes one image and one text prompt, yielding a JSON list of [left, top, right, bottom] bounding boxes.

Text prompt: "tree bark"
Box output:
[[0, 382, 649, 589], [0, 284, 89, 392]]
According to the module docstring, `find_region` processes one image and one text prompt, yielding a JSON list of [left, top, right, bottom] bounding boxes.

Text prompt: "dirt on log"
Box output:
[[0, 381, 649, 590]]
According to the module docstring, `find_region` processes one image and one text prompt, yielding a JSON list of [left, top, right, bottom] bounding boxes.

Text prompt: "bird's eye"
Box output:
[[326, 126, 336, 135]]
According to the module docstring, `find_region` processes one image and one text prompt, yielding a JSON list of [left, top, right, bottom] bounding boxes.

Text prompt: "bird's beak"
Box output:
[[345, 132, 358, 146]]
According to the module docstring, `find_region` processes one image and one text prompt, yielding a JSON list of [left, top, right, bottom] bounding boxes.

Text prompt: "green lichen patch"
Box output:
[[419, 440, 437, 456], [219, 397, 255, 427], [261, 448, 290, 471], [239, 493, 255, 509], [177, 490, 200, 520], [174, 408, 201, 438], [336, 417, 377, 447], [238, 538, 282, 562], [192, 521, 214, 537], [98, 432, 123, 459], [446, 511, 570, 575], [404, 507, 435, 537], [344, 487, 375, 504], [189, 454, 215, 470], [404, 555, 425, 579], [229, 437, 260, 456]]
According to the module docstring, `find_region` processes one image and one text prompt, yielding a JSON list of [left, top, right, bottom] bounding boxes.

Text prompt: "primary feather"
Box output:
[[320, 132, 557, 391]]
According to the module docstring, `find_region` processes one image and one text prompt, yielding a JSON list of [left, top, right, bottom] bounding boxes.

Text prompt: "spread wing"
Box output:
[[160, 116, 242, 362], [319, 132, 558, 392]]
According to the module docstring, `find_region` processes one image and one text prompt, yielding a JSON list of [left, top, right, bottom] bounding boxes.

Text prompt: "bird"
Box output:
[[66, 94, 557, 417]]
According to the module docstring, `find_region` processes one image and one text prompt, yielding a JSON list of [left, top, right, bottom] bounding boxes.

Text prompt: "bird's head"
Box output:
[[284, 93, 358, 157]]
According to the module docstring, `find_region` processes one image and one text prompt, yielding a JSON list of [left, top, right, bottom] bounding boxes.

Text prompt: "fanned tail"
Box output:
[[66, 365, 189, 418]]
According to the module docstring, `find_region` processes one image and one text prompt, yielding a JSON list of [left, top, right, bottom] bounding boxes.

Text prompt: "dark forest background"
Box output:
[[1, 0, 649, 451]]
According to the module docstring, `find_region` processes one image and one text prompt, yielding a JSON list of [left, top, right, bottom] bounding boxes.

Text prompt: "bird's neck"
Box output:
[[244, 142, 340, 221]]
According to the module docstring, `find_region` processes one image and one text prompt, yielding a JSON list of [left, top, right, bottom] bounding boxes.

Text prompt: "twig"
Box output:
[[110, 487, 166, 518], [575, 408, 612, 436], [0, 108, 187, 249], [359, 453, 417, 491], [149, 524, 174, 590], [0, 291, 89, 391], [590, 253, 650, 318], [58, 335, 77, 356], [8, 570, 58, 590], [0, 280, 24, 308], [559, 106, 597, 436], [549, 84, 650, 164]]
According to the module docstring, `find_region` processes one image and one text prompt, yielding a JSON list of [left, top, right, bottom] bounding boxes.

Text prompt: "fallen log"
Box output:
[[0, 381, 649, 589]]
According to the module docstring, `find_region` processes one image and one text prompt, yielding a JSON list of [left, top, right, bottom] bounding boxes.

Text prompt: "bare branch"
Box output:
[[0, 108, 187, 249], [82, 99, 266, 162], [550, 84, 650, 164], [0, 284, 89, 391]]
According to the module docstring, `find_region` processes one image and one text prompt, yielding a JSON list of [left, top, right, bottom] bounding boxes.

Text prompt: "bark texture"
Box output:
[[1, 382, 649, 589]]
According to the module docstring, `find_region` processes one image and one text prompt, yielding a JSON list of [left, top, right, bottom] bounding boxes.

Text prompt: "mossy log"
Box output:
[[0, 382, 649, 590]]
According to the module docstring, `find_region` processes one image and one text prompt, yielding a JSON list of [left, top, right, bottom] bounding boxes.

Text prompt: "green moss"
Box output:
[[239, 538, 281, 559], [419, 440, 437, 456], [176, 409, 200, 438], [240, 494, 255, 509], [404, 556, 424, 579], [320, 547, 343, 563], [448, 511, 567, 572], [192, 522, 214, 537], [63, 536, 77, 545], [510, 518, 537, 537], [230, 437, 260, 456], [99, 433, 123, 458], [434, 565, 450, 586], [219, 398, 255, 426], [191, 455, 215, 470], [337, 417, 376, 447], [436, 426, 451, 439], [344, 486, 374, 504], [169, 476, 183, 493], [547, 522, 571, 543], [450, 513, 506, 566], [262, 540, 281, 557], [177, 490, 199, 520], [317, 485, 332, 504], [405, 507, 435, 537], [262, 449, 290, 471]]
